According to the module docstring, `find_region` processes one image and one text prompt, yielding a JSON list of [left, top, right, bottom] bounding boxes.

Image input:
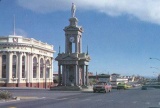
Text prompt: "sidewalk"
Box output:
[[0, 86, 93, 92], [0, 87, 48, 90]]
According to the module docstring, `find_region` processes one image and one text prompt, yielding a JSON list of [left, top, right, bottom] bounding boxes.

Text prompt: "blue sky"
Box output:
[[1, 0, 160, 77]]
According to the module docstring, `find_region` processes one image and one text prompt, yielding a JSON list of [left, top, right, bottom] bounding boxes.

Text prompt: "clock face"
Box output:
[[13, 38, 18, 42], [69, 36, 74, 42]]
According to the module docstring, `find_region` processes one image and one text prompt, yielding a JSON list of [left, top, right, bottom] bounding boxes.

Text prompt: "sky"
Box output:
[[1, 0, 160, 77]]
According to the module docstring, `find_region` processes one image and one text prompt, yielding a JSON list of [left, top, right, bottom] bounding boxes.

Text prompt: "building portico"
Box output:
[[0, 35, 55, 88]]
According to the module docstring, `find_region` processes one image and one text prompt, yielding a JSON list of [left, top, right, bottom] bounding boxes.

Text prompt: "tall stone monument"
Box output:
[[55, 4, 90, 87]]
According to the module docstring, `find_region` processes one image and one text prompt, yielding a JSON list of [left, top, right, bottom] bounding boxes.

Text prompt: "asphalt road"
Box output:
[[0, 88, 160, 108]]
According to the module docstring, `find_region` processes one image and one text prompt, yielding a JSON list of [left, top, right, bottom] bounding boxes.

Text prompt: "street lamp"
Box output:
[[44, 63, 51, 89], [12, 75, 14, 87], [150, 66, 160, 81]]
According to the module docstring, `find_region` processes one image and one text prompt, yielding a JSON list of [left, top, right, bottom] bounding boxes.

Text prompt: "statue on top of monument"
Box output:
[[71, 3, 76, 17]]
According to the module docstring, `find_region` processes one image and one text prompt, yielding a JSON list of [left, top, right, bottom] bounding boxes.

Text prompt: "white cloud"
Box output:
[[17, 0, 160, 24]]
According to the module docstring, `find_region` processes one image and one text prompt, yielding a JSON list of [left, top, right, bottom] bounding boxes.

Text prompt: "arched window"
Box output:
[[2, 55, 6, 78], [12, 55, 17, 78], [22, 56, 25, 78], [33, 57, 37, 78], [46, 60, 50, 78], [40, 58, 44, 78]]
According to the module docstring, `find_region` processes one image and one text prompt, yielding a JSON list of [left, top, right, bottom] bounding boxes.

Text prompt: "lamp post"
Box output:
[[12, 75, 14, 87], [150, 66, 159, 81], [150, 57, 160, 79], [44, 63, 51, 89]]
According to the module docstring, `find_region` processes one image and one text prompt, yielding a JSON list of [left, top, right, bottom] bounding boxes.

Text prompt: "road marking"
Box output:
[[95, 99, 102, 101], [132, 101, 137, 104], [8, 106, 17, 108], [145, 102, 150, 105], [70, 98, 78, 100], [0, 99, 18, 104], [39, 97, 46, 99], [81, 98, 91, 101], [56, 98, 68, 100]]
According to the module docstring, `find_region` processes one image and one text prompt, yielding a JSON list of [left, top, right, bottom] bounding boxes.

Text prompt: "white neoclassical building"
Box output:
[[0, 35, 55, 88]]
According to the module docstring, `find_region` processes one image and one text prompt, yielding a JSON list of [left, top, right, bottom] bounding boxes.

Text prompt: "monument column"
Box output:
[[77, 65, 79, 85], [75, 37, 78, 53], [81, 65, 85, 85], [64, 65, 67, 86], [74, 65, 78, 86], [66, 65, 69, 85], [80, 36, 82, 53], [58, 65, 61, 85], [85, 65, 88, 86], [62, 65, 65, 86]]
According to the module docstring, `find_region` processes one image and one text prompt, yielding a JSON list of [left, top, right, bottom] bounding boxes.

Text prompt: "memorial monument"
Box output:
[[55, 3, 91, 88]]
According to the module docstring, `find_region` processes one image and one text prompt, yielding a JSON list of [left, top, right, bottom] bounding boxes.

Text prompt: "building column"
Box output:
[[37, 55, 40, 87], [26, 53, 30, 87], [58, 64, 61, 85], [29, 53, 33, 87], [7, 52, 13, 83], [85, 65, 88, 86], [18, 52, 22, 86]]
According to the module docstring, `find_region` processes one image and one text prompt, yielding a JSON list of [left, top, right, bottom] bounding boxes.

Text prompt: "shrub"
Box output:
[[0, 90, 12, 100]]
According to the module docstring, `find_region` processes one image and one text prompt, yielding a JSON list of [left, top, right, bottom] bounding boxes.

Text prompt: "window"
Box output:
[[12, 55, 17, 78], [22, 56, 25, 78], [33, 57, 37, 78], [2, 55, 6, 78], [40, 58, 44, 78]]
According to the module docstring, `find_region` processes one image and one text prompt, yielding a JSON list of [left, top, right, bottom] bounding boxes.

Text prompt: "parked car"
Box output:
[[93, 82, 112, 93], [117, 83, 131, 90]]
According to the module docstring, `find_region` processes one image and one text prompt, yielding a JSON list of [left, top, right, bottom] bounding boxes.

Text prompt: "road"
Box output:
[[0, 88, 160, 108]]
